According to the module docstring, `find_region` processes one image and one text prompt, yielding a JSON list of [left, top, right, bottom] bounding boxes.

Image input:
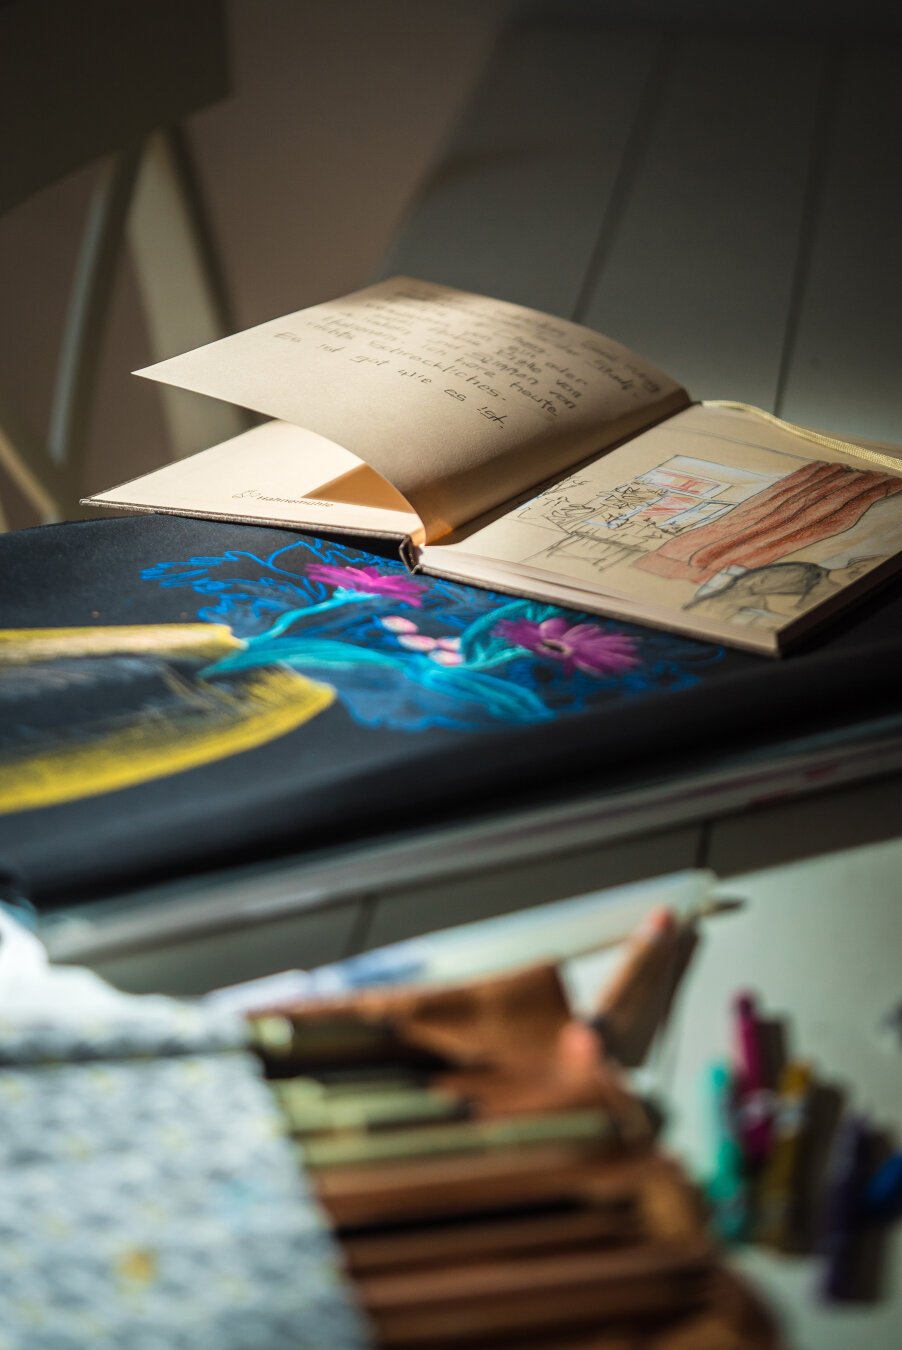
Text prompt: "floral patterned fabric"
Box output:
[[0, 1003, 369, 1350]]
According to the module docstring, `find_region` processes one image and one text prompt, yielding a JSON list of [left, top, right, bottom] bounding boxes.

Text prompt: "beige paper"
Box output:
[[90, 420, 420, 537], [132, 277, 688, 542]]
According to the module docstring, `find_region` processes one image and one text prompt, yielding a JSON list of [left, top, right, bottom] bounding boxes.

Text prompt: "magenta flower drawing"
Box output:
[[307, 563, 425, 607], [496, 616, 641, 676]]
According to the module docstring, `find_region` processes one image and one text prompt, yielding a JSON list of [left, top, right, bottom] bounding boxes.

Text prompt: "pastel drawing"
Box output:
[[638, 459, 902, 582], [519, 454, 902, 593], [143, 536, 726, 731], [0, 625, 334, 814], [0, 536, 726, 814]]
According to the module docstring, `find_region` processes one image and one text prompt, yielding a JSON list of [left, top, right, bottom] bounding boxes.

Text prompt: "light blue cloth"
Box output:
[[0, 916, 370, 1350]]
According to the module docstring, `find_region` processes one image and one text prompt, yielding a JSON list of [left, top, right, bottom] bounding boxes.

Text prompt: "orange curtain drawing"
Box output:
[[635, 461, 902, 583]]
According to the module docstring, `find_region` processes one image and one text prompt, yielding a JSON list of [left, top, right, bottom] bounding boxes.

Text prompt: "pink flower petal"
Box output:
[[437, 637, 462, 651], [397, 634, 437, 651], [566, 623, 609, 642], [580, 637, 634, 658], [381, 616, 418, 633], [307, 562, 424, 606], [429, 649, 464, 666], [539, 617, 569, 639]]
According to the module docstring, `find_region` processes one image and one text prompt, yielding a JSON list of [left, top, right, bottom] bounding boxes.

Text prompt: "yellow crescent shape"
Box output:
[[0, 626, 335, 813]]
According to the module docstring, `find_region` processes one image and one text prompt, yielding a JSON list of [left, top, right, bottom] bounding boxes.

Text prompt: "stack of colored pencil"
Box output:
[[704, 990, 899, 1305], [250, 962, 781, 1348]]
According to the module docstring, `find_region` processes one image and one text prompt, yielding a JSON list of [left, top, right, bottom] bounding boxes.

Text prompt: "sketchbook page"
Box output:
[[424, 403, 902, 651], [134, 277, 688, 543], [417, 550, 784, 653], [87, 420, 419, 537]]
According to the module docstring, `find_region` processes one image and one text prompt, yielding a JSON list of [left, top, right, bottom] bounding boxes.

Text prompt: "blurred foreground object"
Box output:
[[0, 909, 367, 1350], [250, 911, 781, 1348], [1, 898, 780, 1346]]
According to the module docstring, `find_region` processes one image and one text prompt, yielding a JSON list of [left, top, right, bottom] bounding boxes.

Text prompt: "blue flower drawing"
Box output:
[[143, 537, 725, 733]]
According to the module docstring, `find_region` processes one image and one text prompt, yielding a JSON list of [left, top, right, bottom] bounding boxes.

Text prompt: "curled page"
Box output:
[[134, 277, 688, 543]]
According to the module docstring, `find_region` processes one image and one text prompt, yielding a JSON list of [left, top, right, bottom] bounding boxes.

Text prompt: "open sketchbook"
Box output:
[[87, 277, 902, 655]]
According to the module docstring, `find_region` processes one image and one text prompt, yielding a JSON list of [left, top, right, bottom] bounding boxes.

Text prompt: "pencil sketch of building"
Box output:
[[519, 455, 780, 572]]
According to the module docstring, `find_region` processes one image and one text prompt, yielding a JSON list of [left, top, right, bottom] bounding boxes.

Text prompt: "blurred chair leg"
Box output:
[[48, 143, 143, 512], [128, 126, 247, 459], [0, 392, 65, 525]]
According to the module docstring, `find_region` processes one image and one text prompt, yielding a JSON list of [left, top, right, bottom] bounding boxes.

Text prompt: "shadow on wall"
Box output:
[[0, 0, 513, 530]]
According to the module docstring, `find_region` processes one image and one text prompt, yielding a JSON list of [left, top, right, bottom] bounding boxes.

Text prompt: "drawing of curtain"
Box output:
[[635, 461, 902, 583]]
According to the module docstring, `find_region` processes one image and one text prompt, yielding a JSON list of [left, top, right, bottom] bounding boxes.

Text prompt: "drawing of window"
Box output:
[[637, 460, 902, 582], [637, 466, 727, 499], [635, 495, 732, 530]]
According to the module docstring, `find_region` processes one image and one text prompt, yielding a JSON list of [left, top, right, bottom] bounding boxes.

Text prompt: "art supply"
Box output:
[[819, 1113, 872, 1302], [731, 991, 773, 1167], [588, 905, 683, 1066], [340, 1204, 645, 1274], [244, 914, 778, 1344], [754, 1061, 812, 1248], [212, 870, 718, 1011], [250, 1013, 451, 1076], [276, 1077, 467, 1135], [300, 1107, 617, 1169], [861, 1152, 902, 1223], [704, 1061, 748, 1243], [357, 1241, 713, 1346]]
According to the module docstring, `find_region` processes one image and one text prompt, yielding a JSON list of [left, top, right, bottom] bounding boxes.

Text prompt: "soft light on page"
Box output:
[[87, 420, 420, 537]]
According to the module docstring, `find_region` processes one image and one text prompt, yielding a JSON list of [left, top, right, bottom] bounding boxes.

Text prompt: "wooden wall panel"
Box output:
[[580, 34, 824, 404], [379, 20, 660, 317], [778, 45, 902, 441]]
